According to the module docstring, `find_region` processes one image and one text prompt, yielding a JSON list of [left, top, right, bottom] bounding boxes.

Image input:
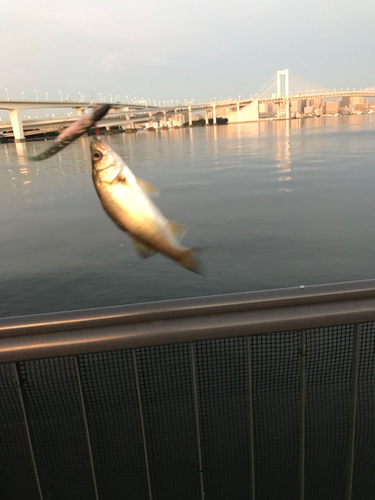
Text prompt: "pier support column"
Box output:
[[286, 100, 290, 119], [9, 109, 25, 142], [213, 104, 217, 125], [205, 111, 209, 125], [188, 106, 192, 126], [74, 107, 85, 116]]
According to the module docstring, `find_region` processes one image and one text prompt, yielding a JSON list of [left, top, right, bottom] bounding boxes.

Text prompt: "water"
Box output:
[[1, 115, 375, 318]]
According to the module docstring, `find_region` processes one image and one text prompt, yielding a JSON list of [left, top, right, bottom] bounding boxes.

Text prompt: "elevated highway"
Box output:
[[0, 110, 165, 139], [0, 100, 155, 111], [2, 69, 375, 141]]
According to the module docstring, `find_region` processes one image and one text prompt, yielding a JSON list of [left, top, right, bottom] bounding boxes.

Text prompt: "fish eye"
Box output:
[[93, 151, 102, 161]]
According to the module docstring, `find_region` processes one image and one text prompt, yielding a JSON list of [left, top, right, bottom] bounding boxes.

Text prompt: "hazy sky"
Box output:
[[1, 0, 375, 106]]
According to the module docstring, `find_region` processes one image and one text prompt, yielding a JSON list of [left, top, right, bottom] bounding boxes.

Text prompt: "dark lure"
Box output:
[[29, 104, 111, 161]]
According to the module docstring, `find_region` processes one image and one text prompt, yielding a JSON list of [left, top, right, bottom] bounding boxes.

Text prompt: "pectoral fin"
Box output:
[[136, 178, 160, 196], [167, 220, 187, 242], [132, 237, 158, 258]]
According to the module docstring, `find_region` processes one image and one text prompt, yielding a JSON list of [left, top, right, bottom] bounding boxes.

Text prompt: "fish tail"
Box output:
[[178, 249, 202, 274]]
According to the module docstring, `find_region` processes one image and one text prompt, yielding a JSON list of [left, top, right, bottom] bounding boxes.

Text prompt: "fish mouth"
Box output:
[[90, 136, 105, 149], [90, 137, 107, 155]]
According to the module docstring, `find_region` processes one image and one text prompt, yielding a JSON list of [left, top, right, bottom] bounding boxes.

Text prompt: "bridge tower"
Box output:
[[276, 69, 290, 98], [276, 69, 290, 119]]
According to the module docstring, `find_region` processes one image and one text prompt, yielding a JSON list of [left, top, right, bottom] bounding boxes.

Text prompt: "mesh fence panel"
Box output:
[[305, 325, 353, 500], [78, 351, 149, 500], [0, 363, 40, 500], [352, 322, 375, 499], [136, 344, 201, 500], [2, 320, 375, 499], [194, 337, 252, 500], [18, 357, 96, 500], [251, 331, 300, 500]]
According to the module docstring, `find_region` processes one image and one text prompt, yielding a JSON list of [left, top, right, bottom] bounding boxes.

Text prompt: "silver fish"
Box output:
[[90, 137, 201, 274], [29, 104, 111, 161]]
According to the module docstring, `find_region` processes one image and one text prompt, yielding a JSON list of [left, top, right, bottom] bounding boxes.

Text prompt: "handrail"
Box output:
[[2, 278, 375, 335], [1, 279, 375, 363]]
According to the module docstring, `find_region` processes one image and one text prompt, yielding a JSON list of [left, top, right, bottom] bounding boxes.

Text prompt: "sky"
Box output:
[[1, 0, 375, 110]]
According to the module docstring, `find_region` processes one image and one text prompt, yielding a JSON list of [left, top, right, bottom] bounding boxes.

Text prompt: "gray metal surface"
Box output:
[[1, 280, 375, 499], [1, 280, 375, 362]]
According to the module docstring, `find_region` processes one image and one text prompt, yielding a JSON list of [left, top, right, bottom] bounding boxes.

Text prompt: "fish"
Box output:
[[29, 104, 111, 161], [90, 137, 201, 274]]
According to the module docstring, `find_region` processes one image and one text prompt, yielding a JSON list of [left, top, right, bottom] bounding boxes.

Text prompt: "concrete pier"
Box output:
[[227, 99, 259, 123], [9, 109, 25, 142], [188, 106, 192, 126]]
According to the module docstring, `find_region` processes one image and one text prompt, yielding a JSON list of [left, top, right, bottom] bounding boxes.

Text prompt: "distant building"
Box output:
[[340, 96, 350, 107], [340, 96, 367, 111], [259, 102, 275, 118], [325, 100, 339, 114], [351, 96, 364, 105], [259, 102, 270, 113], [351, 97, 367, 111], [291, 101, 303, 113], [312, 98, 323, 109], [354, 103, 367, 111], [304, 106, 314, 115]]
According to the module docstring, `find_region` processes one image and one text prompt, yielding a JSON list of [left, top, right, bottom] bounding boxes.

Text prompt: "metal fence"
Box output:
[[1, 280, 375, 499]]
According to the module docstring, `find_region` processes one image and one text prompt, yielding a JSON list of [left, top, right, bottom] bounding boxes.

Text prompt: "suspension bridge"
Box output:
[[1, 69, 375, 142], [252, 69, 375, 101]]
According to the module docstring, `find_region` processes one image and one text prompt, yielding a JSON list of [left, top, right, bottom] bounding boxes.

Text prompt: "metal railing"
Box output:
[[1, 279, 375, 499]]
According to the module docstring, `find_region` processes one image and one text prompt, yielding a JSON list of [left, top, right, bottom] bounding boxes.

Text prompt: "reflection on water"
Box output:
[[1, 114, 375, 317], [276, 121, 291, 184], [15, 142, 27, 165]]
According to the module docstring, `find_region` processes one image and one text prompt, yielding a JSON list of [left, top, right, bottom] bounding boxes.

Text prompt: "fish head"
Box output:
[[90, 137, 110, 168], [90, 137, 136, 186], [90, 137, 121, 184], [90, 136, 118, 173]]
